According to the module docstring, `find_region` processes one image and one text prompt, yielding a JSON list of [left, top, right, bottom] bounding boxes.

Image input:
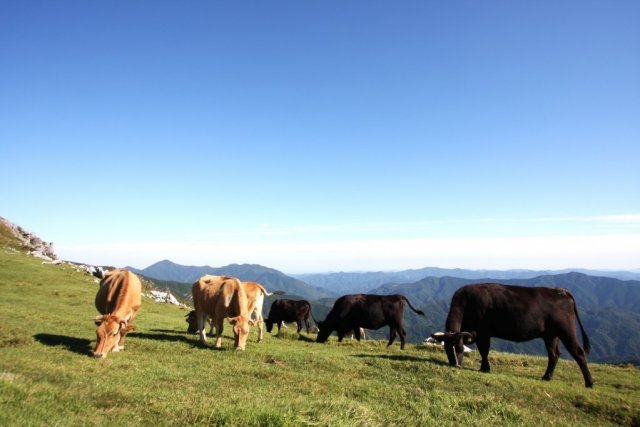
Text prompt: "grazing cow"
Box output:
[[192, 275, 253, 350], [316, 294, 425, 349], [93, 269, 142, 358], [431, 283, 594, 388], [186, 281, 283, 342], [242, 281, 284, 342], [265, 299, 313, 335]]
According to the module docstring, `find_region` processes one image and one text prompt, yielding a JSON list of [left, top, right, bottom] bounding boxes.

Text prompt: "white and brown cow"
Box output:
[[241, 281, 283, 342], [192, 275, 253, 350], [93, 269, 142, 358]]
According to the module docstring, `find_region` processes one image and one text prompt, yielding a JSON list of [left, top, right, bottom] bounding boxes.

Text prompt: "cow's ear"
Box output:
[[461, 331, 476, 344], [228, 316, 239, 325], [248, 319, 256, 326], [94, 315, 104, 325]]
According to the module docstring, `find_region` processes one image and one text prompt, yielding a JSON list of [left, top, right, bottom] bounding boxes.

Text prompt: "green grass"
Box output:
[[1, 247, 639, 426]]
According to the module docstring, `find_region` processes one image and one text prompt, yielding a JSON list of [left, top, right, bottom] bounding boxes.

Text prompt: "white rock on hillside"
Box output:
[[0, 216, 58, 261]]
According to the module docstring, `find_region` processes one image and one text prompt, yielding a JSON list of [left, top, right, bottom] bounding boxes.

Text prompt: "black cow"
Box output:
[[431, 283, 593, 388], [316, 294, 425, 349], [265, 299, 312, 335]]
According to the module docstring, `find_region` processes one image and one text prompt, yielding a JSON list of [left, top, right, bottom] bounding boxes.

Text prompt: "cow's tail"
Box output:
[[255, 283, 285, 297], [309, 308, 320, 326], [401, 295, 425, 316], [570, 292, 591, 355]]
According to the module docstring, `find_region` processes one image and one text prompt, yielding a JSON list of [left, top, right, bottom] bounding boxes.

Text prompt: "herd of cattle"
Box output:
[[93, 269, 594, 387]]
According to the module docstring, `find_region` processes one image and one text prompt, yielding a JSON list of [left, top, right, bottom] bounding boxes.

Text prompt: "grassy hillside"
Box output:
[[1, 249, 639, 426]]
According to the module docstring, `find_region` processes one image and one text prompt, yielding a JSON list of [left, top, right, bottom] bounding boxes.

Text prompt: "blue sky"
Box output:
[[2, 1, 639, 273]]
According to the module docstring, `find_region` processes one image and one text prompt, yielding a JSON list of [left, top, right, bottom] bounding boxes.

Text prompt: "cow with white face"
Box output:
[[93, 269, 142, 358]]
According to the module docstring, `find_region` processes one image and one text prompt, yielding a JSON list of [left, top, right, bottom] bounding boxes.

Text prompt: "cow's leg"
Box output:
[[198, 312, 208, 344], [296, 320, 303, 334], [116, 331, 127, 351], [117, 311, 137, 351], [256, 315, 264, 343], [214, 318, 224, 348], [387, 327, 397, 347], [277, 321, 282, 336], [337, 330, 345, 342], [476, 336, 491, 372], [304, 316, 310, 334], [354, 328, 361, 341], [399, 327, 407, 350], [559, 333, 594, 388], [542, 336, 560, 381]]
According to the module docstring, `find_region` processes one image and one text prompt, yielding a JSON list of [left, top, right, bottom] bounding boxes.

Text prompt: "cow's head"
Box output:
[[228, 316, 254, 351], [185, 310, 198, 334], [315, 321, 331, 343], [265, 318, 275, 333], [93, 315, 128, 358], [431, 331, 475, 367]]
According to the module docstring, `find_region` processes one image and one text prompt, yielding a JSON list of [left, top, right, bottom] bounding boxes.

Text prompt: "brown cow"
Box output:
[[192, 275, 253, 350], [186, 281, 283, 342], [93, 269, 142, 358]]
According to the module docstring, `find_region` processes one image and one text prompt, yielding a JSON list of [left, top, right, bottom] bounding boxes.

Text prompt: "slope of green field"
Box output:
[[1, 247, 639, 426]]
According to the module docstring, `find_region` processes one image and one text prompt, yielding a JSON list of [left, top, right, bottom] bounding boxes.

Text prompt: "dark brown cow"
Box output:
[[316, 294, 425, 349], [265, 299, 313, 335], [431, 283, 594, 387]]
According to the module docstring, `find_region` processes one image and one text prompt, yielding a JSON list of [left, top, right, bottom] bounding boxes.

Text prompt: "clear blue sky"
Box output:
[[2, 1, 639, 273]]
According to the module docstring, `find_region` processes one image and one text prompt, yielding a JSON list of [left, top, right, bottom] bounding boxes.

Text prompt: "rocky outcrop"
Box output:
[[1, 216, 187, 309], [144, 289, 188, 308], [0, 216, 57, 261]]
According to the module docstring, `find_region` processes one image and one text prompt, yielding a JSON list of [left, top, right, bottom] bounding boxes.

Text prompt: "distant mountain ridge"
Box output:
[[369, 273, 640, 364], [128, 259, 335, 301], [294, 267, 640, 294]]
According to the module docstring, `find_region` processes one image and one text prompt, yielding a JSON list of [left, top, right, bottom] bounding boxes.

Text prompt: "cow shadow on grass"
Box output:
[[353, 353, 449, 366], [131, 331, 197, 346], [132, 331, 238, 351], [34, 333, 93, 356]]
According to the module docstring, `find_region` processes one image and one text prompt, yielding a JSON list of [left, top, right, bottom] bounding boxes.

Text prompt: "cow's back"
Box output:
[[95, 269, 141, 316], [329, 294, 401, 325], [192, 275, 227, 316], [449, 283, 578, 340]]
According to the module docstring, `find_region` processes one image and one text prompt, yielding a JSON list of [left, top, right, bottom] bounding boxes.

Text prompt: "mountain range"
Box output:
[[294, 267, 640, 294], [128, 259, 335, 301]]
